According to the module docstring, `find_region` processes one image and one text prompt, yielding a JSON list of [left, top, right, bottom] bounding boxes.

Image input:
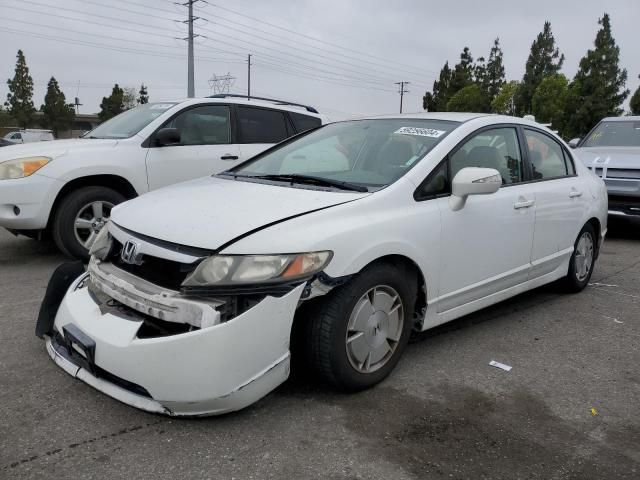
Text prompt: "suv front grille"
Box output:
[[109, 238, 199, 290], [605, 168, 640, 179]]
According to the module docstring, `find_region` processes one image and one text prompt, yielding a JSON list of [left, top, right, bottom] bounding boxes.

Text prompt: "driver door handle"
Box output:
[[569, 190, 583, 198], [220, 154, 239, 160], [513, 199, 535, 209]]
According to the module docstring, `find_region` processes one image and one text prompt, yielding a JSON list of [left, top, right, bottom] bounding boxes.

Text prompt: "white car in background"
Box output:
[[38, 113, 608, 416], [3, 129, 55, 144], [0, 95, 325, 258]]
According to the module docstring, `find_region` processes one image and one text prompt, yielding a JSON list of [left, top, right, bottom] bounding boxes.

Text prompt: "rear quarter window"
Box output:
[[290, 112, 322, 133]]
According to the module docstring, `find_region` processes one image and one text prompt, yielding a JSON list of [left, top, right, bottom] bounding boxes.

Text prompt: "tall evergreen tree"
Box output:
[[5, 49, 36, 129], [515, 22, 564, 115], [138, 84, 149, 104], [423, 62, 452, 111], [450, 47, 475, 93], [99, 84, 125, 122], [628, 75, 640, 115], [485, 38, 506, 102], [564, 14, 629, 138], [41, 77, 75, 136]]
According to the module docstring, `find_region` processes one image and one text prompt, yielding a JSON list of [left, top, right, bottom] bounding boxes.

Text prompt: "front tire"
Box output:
[[562, 223, 596, 292], [51, 186, 125, 260], [307, 262, 416, 391]]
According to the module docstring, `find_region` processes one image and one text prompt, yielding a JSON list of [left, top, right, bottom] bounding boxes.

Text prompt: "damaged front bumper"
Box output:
[[46, 271, 306, 416]]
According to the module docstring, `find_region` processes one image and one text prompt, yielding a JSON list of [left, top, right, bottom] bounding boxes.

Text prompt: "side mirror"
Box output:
[[155, 128, 181, 146], [568, 138, 581, 149], [450, 167, 502, 211]]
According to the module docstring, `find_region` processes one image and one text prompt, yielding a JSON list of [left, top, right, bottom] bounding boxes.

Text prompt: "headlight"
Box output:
[[88, 223, 113, 260], [0, 156, 51, 180], [182, 251, 333, 287]]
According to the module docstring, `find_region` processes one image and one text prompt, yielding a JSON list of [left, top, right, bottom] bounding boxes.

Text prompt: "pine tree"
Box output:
[[138, 84, 149, 104], [5, 49, 36, 129], [515, 22, 564, 115], [563, 14, 629, 138], [532, 74, 568, 131], [629, 75, 640, 115], [41, 77, 75, 136], [99, 84, 125, 122], [450, 47, 474, 93], [485, 38, 506, 102], [423, 62, 452, 111]]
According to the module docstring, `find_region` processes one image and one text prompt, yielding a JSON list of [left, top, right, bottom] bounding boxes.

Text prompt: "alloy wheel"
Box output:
[[73, 201, 114, 249]]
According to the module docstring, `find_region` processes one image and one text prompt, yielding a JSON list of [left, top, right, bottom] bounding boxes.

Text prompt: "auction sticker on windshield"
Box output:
[[394, 127, 446, 138]]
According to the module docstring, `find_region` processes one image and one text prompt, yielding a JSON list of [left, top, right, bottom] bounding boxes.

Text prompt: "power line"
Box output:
[[201, 1, 436, 78]]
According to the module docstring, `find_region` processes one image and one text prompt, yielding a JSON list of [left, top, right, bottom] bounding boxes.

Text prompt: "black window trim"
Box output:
[[413, 123, 528, 202], [142, 102, 234, 148], [520, 126, 578, 183]]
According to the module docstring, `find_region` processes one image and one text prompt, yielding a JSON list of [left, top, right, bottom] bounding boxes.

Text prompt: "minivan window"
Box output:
[[237, 107, 288, 143], [583, 120, 640, 147], [87, 102, 177, 139], [229, 119, 459, 189], [290, 112, 322, 133]]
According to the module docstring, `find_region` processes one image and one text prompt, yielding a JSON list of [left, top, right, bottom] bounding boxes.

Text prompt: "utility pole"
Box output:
[[395, 81, 410, 113], [247, 54, 252, 100], [187, 0, 195, 98]]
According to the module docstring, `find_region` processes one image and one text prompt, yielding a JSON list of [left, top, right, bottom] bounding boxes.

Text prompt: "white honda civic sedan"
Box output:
[[38, 113, 607, 416]]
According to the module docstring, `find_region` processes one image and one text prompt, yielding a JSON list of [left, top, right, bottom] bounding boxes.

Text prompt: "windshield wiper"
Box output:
[[240, 173, 369, 192]]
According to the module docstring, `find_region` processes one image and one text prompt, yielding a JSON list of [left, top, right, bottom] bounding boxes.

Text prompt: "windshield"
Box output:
[[86, 102, 177, 139], [228, 119, 459, 189], [583, 120, 640, 147]]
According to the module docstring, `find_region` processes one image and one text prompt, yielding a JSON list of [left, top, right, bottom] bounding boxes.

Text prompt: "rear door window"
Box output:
[[524, 129, 573, 179], [290, 112, 322, 133], [237, 107, 288, 143]]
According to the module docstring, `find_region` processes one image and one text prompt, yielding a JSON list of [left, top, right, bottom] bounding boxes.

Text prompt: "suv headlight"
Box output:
[[0, 156, 51, 180], [182, 251, 332, 287]]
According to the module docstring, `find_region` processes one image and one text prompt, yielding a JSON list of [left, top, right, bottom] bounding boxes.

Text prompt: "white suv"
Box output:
[[0, 95, 325, 258]]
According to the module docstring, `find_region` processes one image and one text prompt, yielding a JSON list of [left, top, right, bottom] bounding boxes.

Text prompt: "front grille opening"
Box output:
[[110, 238, 198, 290], [137, 316, 199, 338]]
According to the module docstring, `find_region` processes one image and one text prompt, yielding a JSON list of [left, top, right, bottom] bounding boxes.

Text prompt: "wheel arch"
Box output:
[[357, 254, 428, 330], [46, 174, 138, 230]]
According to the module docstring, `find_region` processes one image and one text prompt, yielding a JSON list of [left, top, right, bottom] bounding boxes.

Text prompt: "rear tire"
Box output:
[[306, 262, 416, 391], [562, 223, 596, 293], [51, 186, 125, 260]]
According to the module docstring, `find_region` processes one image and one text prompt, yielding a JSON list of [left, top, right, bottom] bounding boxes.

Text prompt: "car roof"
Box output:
[[167, 97, 325, 118], [364, 112, 491, 122], [600, 116, 640, 122]]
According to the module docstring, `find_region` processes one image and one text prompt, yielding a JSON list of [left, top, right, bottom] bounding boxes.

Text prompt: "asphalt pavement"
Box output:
[[1, 220, 639, 479]]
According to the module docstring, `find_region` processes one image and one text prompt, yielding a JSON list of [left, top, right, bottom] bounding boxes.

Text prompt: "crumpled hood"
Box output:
[[111, 176, 370, 250], [0, 138, 119, 162], [574, 147, 640, 169]]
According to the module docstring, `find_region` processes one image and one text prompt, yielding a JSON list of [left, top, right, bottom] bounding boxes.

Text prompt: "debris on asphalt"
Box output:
[[489, 360, 512, 372], [591, 407, 599, 416]]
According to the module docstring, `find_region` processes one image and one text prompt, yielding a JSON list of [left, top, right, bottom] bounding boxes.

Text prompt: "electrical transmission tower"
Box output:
[[208, 73, 236, 94], [395, 81, 410, 113]]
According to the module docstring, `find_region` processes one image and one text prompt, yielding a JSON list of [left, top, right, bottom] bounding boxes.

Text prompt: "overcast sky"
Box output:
[[1, 0, 638, 120]]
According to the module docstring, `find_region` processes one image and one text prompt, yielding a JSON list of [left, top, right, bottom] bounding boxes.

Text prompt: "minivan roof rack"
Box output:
[[207, 94, 319, 114]]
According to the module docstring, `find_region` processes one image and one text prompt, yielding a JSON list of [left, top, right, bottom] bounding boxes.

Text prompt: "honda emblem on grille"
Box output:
[[121, 240, 143, 265]]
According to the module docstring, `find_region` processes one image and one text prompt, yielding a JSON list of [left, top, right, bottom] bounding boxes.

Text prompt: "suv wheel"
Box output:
[[307, 262, 416, 391], [52, 186, 125, 260]]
